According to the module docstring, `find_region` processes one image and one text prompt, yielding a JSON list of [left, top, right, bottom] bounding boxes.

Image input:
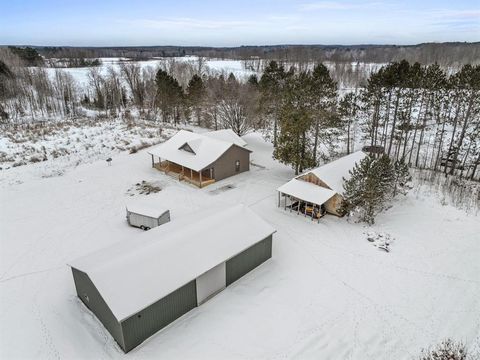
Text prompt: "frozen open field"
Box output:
[[0, 132, 479, 359]]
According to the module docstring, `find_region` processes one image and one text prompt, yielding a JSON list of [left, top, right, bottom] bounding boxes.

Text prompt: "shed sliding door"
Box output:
[[196, 262, 226, 305]]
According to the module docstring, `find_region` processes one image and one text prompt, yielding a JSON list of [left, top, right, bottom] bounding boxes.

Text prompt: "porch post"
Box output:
[[190, 168, 193, 180], [311, 203, 314, 221], [151, 154, 154, 168], [199, 170, 202, 188], [297, 199, 300, 215], [304, 201, 307, 217], [289, 196, 292, 212], [278, 192, 280, 207], [284, 193, 286, 211]]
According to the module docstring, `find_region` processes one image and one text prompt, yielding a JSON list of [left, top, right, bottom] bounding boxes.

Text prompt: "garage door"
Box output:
[[196, 262, 226, 305]]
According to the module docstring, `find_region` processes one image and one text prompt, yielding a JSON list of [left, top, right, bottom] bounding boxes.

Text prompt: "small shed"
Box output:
[[278, 151, 367, 220], [69, 205, 275, 353], [126, 203, 170, 230]]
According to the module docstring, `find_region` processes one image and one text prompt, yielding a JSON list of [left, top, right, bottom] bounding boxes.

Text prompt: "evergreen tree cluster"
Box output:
[[259, 61, 339, 174], [343, 155, 411, 224], [8, 46, 44, 66]]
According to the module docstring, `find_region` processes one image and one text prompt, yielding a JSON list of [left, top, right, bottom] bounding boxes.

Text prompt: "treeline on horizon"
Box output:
[[0, 41, 478, 181], [3, 42, 479, 66]]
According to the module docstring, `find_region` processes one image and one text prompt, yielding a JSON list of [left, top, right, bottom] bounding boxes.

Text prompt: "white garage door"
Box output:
[[196, 262, 226, 305]]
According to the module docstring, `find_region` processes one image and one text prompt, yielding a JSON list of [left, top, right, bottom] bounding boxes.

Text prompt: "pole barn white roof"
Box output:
[[69, 205, 275, 322], [278, 178, 336, 205]]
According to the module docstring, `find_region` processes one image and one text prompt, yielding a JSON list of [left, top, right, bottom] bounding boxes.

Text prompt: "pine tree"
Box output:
[[259, 61, 287, 147], [339, 92, 359, 154], [186, 74, 205, 126], [273, 70, 316, 174], [155, 69, 184, 123], [309, 64, 338, 164], [393, 158, 412, 196], [343, 155, 396, 224]]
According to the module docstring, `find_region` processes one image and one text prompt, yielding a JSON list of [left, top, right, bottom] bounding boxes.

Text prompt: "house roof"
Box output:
[[277, 178, 336, 206], [204, 129, 248, 148], [69, 205, 275, 322], [148, 130, 250, 172], [126, 202, 169, 219], [300, 151, 367, 194]]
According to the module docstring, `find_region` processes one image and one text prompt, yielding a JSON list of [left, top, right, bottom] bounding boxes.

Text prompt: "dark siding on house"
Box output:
[[121, 280, 197, 353], [210, 145, 250, 181], [71, 268, 125, 350], [226, 235, 272, 286]]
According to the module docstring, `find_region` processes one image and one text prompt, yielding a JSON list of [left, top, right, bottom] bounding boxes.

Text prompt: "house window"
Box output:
[[235, 160, 240, 172]]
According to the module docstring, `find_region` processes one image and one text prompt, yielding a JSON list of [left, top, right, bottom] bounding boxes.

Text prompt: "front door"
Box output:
[[196, 262, 226, 305]]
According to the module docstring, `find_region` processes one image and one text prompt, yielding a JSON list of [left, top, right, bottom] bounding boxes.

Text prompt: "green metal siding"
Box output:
[[71, 268, 125, 350], [121, 280, 197, 352], [226, 235, 272, 286]]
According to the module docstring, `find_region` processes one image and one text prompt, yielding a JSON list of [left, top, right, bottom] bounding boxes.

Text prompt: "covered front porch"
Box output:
[[151, 155, 215, 188]]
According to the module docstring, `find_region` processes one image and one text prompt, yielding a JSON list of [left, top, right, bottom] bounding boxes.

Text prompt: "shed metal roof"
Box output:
[[69, 205, 275, 322], [278, 178, 336, 205], [298, 151, 367, 194]]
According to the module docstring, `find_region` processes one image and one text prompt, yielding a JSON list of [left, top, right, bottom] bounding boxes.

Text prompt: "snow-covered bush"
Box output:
[[419, 339, 467, 360]]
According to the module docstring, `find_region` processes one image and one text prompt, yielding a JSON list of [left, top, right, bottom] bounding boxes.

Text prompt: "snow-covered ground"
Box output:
[[0, 132, 479, 359], [44, 56, 258, 87]]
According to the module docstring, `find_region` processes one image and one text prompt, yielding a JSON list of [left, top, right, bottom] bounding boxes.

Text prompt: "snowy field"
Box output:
[[44, 56, 259, 87], [43, 56, 382, 88], [0, 132, 479, 359]]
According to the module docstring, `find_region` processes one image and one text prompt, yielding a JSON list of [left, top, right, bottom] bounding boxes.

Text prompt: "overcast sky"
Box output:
[[1, 0, 479, 46]]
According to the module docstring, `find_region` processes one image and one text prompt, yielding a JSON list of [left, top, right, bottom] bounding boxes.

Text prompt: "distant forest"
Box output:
[[14, 42, 480, 66]]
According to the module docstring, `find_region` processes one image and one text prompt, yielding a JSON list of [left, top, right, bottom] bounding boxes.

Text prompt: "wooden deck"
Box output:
[[154, 161, 215, 188]]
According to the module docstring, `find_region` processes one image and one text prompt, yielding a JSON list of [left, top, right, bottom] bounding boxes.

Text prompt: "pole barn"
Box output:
[[69, 205, 275, 353]]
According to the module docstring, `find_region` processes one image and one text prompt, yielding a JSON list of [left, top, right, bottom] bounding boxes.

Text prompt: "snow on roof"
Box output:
[[204, 129, 248, 148], [126, 202, 169, 219], [277, 178, 336, 205], [301, 151, 367, 194], [148, 130, 249, 172], [69, 204, 275, 322]]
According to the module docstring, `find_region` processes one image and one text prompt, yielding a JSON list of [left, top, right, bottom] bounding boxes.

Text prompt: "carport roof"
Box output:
[[278, 178, 336, 206]]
